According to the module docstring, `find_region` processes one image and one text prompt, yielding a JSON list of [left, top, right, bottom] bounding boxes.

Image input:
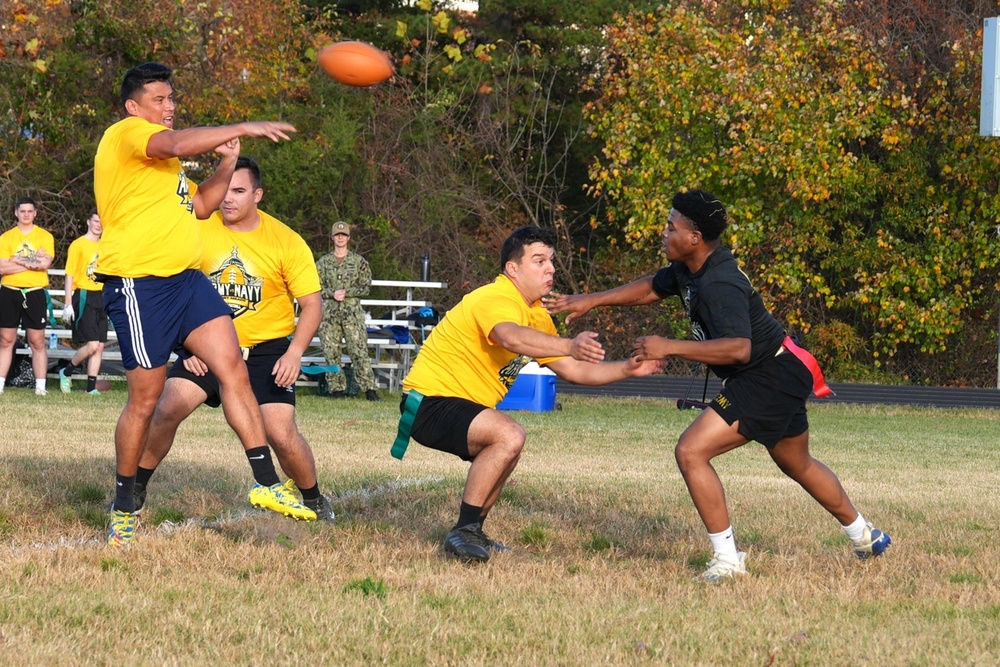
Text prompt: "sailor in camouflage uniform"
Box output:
[[316, 221, 380, 400]]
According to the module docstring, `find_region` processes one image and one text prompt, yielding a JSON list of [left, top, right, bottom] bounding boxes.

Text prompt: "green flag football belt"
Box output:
[[391, 390, 424, 460]]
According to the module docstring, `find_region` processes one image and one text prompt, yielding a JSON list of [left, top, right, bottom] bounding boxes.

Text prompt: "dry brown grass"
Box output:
[[1, 387, 999, 665]]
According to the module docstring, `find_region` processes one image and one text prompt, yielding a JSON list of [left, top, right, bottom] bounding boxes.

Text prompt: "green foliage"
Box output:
[[4, 0, 1000, 384], [587, 0, 1000, 381]]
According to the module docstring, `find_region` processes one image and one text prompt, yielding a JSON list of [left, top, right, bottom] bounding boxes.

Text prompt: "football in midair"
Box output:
[[318, 41, 394, 87]]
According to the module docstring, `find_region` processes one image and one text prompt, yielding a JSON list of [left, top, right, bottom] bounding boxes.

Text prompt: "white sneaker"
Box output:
[[701, 551, 747, 581], [35, 387, 47, 396]]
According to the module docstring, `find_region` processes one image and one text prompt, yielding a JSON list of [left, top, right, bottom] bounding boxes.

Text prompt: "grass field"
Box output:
[[1, 386, 998, 665]]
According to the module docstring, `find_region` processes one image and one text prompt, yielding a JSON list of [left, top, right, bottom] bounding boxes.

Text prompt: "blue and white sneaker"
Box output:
[[853, 523, 892, 560]]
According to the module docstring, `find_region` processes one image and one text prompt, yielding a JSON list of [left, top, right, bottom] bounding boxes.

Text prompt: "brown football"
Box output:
[[318, 41, 394, 87]]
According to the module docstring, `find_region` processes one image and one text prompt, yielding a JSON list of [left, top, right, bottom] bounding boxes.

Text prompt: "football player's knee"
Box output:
[[674, 438, 700, 473], [502, 424, 526, 458]]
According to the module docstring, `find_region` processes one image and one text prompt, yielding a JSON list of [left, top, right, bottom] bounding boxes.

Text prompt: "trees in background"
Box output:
[[587, 0, 1000, 384], [2, 0, 999, 385]]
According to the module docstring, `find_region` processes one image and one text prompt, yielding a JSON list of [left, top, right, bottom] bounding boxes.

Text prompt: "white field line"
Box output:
[[7, 475, 447, 553]]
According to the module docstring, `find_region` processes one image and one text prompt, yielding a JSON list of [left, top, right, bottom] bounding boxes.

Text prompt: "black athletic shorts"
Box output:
[[168, 338, 296, 408], [709, 350, 812, 448], [0, 286, 48, 329], [401, 394, 489, 462], [71, 289, 108, 344]]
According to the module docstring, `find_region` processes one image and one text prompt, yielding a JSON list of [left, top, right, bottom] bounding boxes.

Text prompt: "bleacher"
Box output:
[[12, 270, 445, 392]]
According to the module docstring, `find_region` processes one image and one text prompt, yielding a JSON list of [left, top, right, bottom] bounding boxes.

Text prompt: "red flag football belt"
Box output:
[[781, 335, 833, 398]]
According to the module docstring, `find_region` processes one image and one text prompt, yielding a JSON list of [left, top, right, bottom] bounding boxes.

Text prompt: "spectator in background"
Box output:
[[60, 209, 108, 395], [0, 196, 55, 396], [316, 221, 380, 401]]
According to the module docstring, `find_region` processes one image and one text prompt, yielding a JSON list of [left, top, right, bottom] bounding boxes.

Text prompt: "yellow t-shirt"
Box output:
[[199, 210, 320, 348], [403, 274, 564, 407], [0, 225, 55, 289], [64, 236, 103, 291], [93, 115, 201, 278]]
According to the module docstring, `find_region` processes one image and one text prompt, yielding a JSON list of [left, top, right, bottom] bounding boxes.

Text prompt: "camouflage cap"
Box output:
[[331, 221, 351, 235]]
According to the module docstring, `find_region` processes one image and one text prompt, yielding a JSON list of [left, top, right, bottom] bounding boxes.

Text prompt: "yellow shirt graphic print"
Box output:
[[209, 247, 264, 319], [198, 211, 321, 348]]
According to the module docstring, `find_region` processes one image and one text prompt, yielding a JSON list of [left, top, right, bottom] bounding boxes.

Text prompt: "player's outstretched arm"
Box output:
[[631, 336, 751, 366], [546, 354, 663, 386], [490, 323, 605, 363], [146, 121, 296, 160], [543, 276, 660, 325]]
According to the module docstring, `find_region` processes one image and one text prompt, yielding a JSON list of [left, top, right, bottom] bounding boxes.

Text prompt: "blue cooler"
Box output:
[[497, 362, 557, 412]]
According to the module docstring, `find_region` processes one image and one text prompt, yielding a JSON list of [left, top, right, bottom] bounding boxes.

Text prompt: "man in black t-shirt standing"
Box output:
[[545, 189, 891, 580]]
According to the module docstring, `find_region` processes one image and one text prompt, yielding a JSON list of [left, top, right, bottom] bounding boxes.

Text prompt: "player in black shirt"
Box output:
[[545, 189, 891, 580]]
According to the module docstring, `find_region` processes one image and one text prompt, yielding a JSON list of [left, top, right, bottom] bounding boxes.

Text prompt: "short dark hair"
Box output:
[[672, 189, 727, 241], [120, 62, 172, 109], [14, 196, 36, 211], [235, 156, 262, 190], [499, 226, 557, 270]]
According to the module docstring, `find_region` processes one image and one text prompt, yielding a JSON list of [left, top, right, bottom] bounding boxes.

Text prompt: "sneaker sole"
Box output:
[[250, 500, 317, 521], [443, 546, 490, 563]]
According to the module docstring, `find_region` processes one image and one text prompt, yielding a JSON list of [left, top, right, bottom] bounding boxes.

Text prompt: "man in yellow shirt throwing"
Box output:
[[94, 62, 308, 546]]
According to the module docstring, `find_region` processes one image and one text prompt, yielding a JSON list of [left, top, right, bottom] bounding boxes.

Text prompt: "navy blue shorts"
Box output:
[[709, 351, 812, 448], [168, 338, 296, 408], [402, 394, 489, 462], [102, 270, 232, 371]]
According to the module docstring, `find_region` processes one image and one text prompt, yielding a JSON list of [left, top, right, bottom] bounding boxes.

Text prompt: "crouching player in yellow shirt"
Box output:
[[392, 226, 663, 562], [136, 156, 335, 522]]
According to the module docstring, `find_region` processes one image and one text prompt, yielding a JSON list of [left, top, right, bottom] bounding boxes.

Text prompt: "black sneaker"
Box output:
[[328, 390, 346, 399], [134, 482, 147, 513], [304, 494, 336, 523], [443, 523, 491, 562], [104, 481, 147, 515], [365, 389, 381, 401], [478, 526, 510, 553]]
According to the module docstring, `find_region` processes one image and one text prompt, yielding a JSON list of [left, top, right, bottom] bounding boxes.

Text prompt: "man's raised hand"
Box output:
[[543, 292, 593, 325]]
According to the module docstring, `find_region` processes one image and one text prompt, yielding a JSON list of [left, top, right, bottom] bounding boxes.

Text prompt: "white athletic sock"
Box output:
[[708, 526, 739, 559], [0, 377, 5, 392], [35, 378, 46, 392], [842, 513, 867, 542]]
